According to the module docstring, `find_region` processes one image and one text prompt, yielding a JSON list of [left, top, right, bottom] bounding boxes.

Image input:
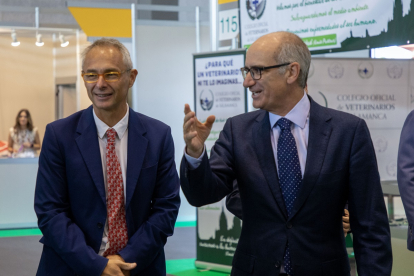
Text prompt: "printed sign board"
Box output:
[[240, 0, 414, 53], [193, 49, 247, 271], [308, 58, 413, 180]]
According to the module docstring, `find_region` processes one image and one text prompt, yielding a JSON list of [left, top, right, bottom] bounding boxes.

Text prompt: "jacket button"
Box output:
[[286, 222, 292, 229], [275, 261, 280, 268], [97, 223, 103, 229]]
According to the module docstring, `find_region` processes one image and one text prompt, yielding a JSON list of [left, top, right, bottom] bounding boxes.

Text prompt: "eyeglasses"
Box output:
[[82, 69, 131, 83], [240, 63, 291, 80]]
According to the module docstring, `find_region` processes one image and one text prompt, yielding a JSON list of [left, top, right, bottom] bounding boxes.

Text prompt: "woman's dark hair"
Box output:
[[14, 109, 33, 132]]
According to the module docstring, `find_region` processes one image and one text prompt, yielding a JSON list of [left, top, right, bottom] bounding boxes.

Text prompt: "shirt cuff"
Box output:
[[184, 145, 206, 169]]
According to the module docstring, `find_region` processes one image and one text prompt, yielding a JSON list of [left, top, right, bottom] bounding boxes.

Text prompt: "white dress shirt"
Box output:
[[93, 105, 129, 255], [269, 92, 310, 177]]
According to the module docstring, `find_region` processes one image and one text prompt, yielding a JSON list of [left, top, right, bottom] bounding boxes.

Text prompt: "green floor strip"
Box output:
[[175, 221, 196, 228], [0, 221, 196, 238], [166, 259, 229, 276], [0, 228, 42, 238]]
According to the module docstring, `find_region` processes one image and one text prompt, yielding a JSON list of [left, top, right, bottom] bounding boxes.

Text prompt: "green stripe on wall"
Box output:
[[175, 221, 196, 228], [0, 221, 196, 238], [0, 228, 42, 238]]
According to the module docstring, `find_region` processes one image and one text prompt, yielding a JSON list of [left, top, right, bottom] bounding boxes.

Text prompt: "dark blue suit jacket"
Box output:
[[35, 106, 180, 276], [397, 110, 414, 251], [181, 98, 392, 276]]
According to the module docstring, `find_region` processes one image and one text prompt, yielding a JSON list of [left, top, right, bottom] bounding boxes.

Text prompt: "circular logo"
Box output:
[[373, 136, 388, 153], [387, 63, 403, 79], [308, 62, 315, 79], [386, 162, 397, 177], [246, 0, 266, 20], [200, 90, 214, 111], [358, 62, 374, 79], [328, 62, 344, 79]]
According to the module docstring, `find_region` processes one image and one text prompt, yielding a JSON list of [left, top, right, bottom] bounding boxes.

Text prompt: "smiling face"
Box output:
[[82, 46, 137, 116], [243, 33, 304, 116]]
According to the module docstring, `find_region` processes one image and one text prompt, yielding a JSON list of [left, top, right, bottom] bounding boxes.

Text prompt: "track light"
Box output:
[[35, 33, 44, 47], [11, 30, 20, 47], [59, 34, 69, 47]]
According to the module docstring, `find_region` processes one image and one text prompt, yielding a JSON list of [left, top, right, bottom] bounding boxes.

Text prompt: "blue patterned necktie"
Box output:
[[277, 118, 302, 275]]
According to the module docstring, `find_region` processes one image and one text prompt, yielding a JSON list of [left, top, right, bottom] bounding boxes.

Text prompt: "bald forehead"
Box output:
[[248, 32, 304, 62], [252, 32, 298, 51], [247, 35, 280, 63], [82, 46, 127, 72], [83, 46, 124, 67]]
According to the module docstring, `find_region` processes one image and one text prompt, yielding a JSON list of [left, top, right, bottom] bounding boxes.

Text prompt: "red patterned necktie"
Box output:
[[103, 128, 128, 257]]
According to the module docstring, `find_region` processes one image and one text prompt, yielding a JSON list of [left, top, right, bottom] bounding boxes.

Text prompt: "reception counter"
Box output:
[[0, 158, 38, 229], [0, 158, 405, 230]]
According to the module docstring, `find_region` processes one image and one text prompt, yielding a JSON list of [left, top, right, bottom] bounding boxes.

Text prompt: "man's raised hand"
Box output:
[[183, 104, 215, 158]]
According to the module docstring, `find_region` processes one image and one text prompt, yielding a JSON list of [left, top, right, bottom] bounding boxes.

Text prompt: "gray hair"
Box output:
[[81, 38, 133, 69], [275, 34, 311, 88]]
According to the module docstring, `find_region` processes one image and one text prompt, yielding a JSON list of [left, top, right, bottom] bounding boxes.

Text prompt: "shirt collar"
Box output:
[[269, 91, 310, 129], [93, 104, 129, 139]]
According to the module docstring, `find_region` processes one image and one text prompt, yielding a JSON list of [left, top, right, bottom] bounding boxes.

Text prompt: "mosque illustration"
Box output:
[[197, 206, 242, 266], [314, 0, 414, 53]]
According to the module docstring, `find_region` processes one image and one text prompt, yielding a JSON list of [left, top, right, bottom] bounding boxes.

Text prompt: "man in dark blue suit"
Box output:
[[225, 182, 351, 236], [397, 111, 414, 251], [34, 38, 180, 276], [180, 32, 392, 275]]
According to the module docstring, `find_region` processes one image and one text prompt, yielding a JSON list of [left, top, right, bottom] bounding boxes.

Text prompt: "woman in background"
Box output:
[[8, 109, 41, 157]]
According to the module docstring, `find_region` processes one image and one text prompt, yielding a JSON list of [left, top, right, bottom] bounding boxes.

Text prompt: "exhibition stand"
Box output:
[[0, 158, 38, 229]]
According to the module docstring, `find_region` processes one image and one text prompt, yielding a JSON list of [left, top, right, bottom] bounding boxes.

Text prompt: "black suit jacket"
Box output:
[[226, 180, 243, 219], [180, 98, 392, 276]]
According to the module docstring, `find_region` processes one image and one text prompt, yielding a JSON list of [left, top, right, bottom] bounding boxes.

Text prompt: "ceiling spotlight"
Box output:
[[59, 34, 69, 47], [35, 33, 44, 47], [11, 30, 20, 47]]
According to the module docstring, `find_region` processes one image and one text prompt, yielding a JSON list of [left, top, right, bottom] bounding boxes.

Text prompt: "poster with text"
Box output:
[[240, 0, 414, 53], [308, 58, 412, 180], [193, 49, 247, 270]]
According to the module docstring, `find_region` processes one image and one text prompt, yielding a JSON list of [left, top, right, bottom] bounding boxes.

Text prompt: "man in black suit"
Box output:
[[181, 31, 391, 275]]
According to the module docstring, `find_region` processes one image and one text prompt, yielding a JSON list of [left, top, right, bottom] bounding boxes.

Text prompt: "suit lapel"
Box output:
[[75, 106, 106, 206], [253, 111, 288, 219], [289, 98, 332, 220], [125, 109, 148, 209]]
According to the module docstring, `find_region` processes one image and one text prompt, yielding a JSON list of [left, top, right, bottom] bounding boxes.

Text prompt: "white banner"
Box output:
[[194, 51, 246, 155], [308, 58, 413, 180], [240, 0, 414, 51]]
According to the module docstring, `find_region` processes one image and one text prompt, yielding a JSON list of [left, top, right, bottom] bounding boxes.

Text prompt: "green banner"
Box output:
[[303, 34, 337, 48]]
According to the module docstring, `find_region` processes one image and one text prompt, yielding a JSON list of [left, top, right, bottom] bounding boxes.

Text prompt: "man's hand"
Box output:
[[183, 104, 215, 158], [343, 209, 350, 237], [101, 255, 136, 276]]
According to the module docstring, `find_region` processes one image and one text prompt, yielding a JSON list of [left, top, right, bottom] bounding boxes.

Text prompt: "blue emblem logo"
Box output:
[[246, 0, 266, 20], [200, 90, 214, 111], [358, 62, 374, 79]]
